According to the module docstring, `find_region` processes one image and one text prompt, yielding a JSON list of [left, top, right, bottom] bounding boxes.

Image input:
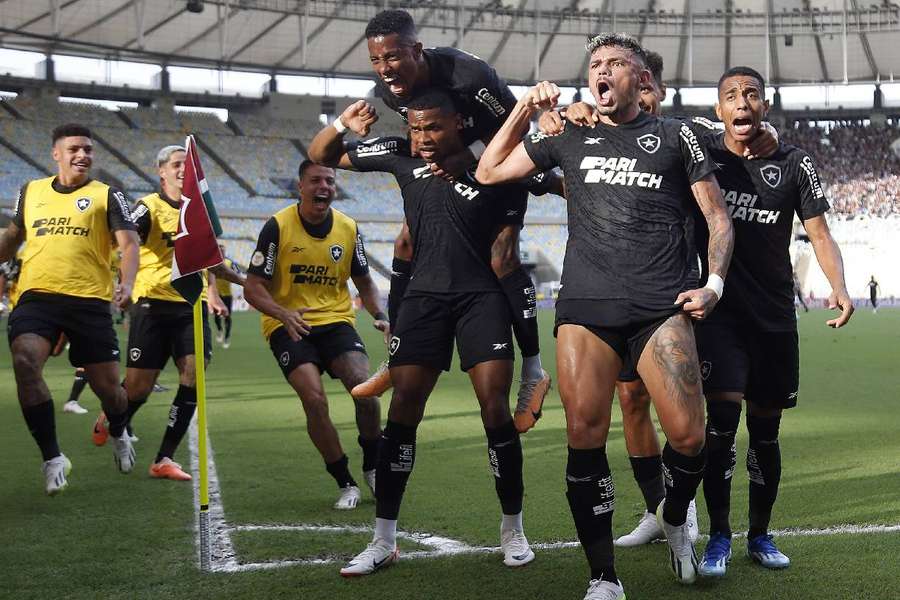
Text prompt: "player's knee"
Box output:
[[618, 386, 652, 419], [11, 350, 42, 382], [566, 413, 611, 447], [299, 390, 329, 418], [667, 428, 706, 456]]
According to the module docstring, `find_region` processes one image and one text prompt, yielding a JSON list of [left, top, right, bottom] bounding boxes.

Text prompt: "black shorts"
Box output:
[[389, 292, 513, 372], [555, 299, 682, 377], [127, 298, 212, 370], [269, 321, 366, 379], [695, 311, 799, 409], [7, 291, 120, 367]]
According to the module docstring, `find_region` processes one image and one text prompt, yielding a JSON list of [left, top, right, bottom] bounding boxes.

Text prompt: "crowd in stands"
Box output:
[[780, 124, 900, 218]]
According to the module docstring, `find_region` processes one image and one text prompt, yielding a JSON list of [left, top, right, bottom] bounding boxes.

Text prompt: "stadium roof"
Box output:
[[1, 0, 900, 86]]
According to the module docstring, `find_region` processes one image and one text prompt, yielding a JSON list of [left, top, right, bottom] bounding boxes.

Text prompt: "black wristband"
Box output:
[[374, 311, 388, 322]]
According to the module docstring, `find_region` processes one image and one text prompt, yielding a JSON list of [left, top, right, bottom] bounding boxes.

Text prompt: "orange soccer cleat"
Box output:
[[149, 457, 192, 481], [92, 411, 109, 446], [513, 370, 552, 434], [351, 360, 393, 399]]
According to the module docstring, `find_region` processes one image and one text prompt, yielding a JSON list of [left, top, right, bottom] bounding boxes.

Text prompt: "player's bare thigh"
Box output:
[[556, 324, 620, 449]]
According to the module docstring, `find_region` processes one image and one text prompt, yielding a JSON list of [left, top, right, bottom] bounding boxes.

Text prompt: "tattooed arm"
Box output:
[[675, 174, 734, 320]]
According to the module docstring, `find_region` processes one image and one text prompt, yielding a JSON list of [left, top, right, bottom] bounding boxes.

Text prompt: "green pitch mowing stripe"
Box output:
[[1, 309, 899, 599]]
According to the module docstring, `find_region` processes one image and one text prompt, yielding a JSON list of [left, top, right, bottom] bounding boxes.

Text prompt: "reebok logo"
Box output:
[[492, 342, 508, 350], [583, 136, 605, 144]]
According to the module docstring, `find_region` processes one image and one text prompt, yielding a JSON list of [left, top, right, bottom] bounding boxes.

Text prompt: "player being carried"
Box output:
[[476, 34, 735, 597], [0, 123, 140, 494], [351, 9, 553, 433], [244, 159, 388, 511], [309, 89, 538, 575]]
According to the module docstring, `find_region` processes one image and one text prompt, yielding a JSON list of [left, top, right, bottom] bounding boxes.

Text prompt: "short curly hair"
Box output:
[[365, 9, 417, 43], [584, 32, 647, 66]]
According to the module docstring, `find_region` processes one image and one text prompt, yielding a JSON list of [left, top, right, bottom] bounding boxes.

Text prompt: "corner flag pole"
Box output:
[[194, 298, 211, 572]]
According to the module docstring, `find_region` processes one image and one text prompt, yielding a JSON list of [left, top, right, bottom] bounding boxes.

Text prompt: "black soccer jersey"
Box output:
[[348, 136, 526, 294], [698, 135, 830, 331], [375, 47, 517, 147], [523, 111, 716, 312]]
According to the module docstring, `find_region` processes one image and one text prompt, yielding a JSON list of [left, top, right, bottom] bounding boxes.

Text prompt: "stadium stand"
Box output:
[[201, 134, 302, 197], [0, 143, 44, 202]]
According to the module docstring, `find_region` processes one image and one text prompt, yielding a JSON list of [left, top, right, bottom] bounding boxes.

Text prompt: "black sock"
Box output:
[[67, 371, 88, 404], [388, 258, 412, 328], [565, 446, 617, 584], [224, 316, 232, 339], [22, 400, 61, 461], [106, 396, 129, 438], [498, 267, 540, 358], [214, 314, 222, 331], [629, 455, 665, 514], [485, 420, 524, 515], [358, 434, 380, 472], [155, 385, 198, 462], [325, 454, 357, 489], [125, 396, 148, 424], [703, 401, 742, 536], [662, 442, 706, 526], [375, 420, 417, 520], [747, 414, 782, 539]]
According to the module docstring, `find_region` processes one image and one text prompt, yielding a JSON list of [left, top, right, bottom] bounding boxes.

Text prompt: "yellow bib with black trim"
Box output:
[[17, 177, 115, 300], [132, 192, 206, 303], [261, 206, 357, 340], [215, 257, 234, 296]]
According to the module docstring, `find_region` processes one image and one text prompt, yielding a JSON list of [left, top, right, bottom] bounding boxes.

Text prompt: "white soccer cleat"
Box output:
[[112, 433, 135, 474], [42, 454, 72, 496], [656, 499, 700, 584], [222, 340, 231, 349], [686, 499, 699, 543], [614, 511, 665, 547], [340, 537, 399, 577], [583, 578, 626, 600], [333, 485, 361, 510], [62, 400, 88, 415], [363, 469, 376, 497], [215, 332, 224, 343], [501, 528, 535, 567]]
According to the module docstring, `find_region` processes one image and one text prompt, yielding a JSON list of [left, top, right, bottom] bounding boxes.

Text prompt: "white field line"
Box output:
[[190, 425, 900, 573]]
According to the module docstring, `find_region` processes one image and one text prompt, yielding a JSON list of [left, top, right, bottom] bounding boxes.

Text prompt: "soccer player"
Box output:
[[100, 144, 244, 481], [694, 66, 854, 578], [867, 275, 879, 313], [353, 9, 552, 431], [213, 243, 241, 348], [0, 123, 140, 495], [793, 272, 809, 313], [476, 34, 735, 596], [243, 159, 387, 510], [309, 90, 536, 576]]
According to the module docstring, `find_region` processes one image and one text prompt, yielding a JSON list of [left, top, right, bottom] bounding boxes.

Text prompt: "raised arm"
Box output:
[[675, 174, 734, 320], [308, 100, 378, 169], [803, 215, 854, 328], [476, 81, 560, 186]]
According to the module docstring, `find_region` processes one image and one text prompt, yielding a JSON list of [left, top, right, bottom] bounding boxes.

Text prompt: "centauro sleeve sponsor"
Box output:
[[678, 120, 718, 184], [248, 217, 279, 280], [347, 137, 406, 174], [132, 201, 152, 244], [12, 183, 27, 228], [106, 187, 136, 232], [351, 226, 369, 278], [793, 151, 830, 220]]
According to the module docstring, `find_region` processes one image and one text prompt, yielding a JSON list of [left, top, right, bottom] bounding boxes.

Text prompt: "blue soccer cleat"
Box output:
[[699, 533, 732, 577], [747, 534, 791, 569]]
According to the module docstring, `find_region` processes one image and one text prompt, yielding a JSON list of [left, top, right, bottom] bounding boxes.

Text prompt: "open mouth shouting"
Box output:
[[382, 74, 407, 97], [596, 78, 614, 107], [732, 117, 754, 137]]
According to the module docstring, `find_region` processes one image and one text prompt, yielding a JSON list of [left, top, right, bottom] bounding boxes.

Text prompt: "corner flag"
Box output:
[[170, 134, 221, 572], [171, 135, 223, 303]]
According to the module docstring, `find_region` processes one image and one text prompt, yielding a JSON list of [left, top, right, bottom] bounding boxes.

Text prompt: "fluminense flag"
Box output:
[[171, 135, 223, 304]]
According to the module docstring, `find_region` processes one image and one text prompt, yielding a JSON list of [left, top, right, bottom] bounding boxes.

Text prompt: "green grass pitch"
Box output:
[[1, 308, 899, 599]]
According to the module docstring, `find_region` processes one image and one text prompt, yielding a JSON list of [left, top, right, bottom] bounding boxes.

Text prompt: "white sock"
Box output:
[[375, 517, 397, 546], [521, 354, 543, 381], [501, 511, 523, 532]]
